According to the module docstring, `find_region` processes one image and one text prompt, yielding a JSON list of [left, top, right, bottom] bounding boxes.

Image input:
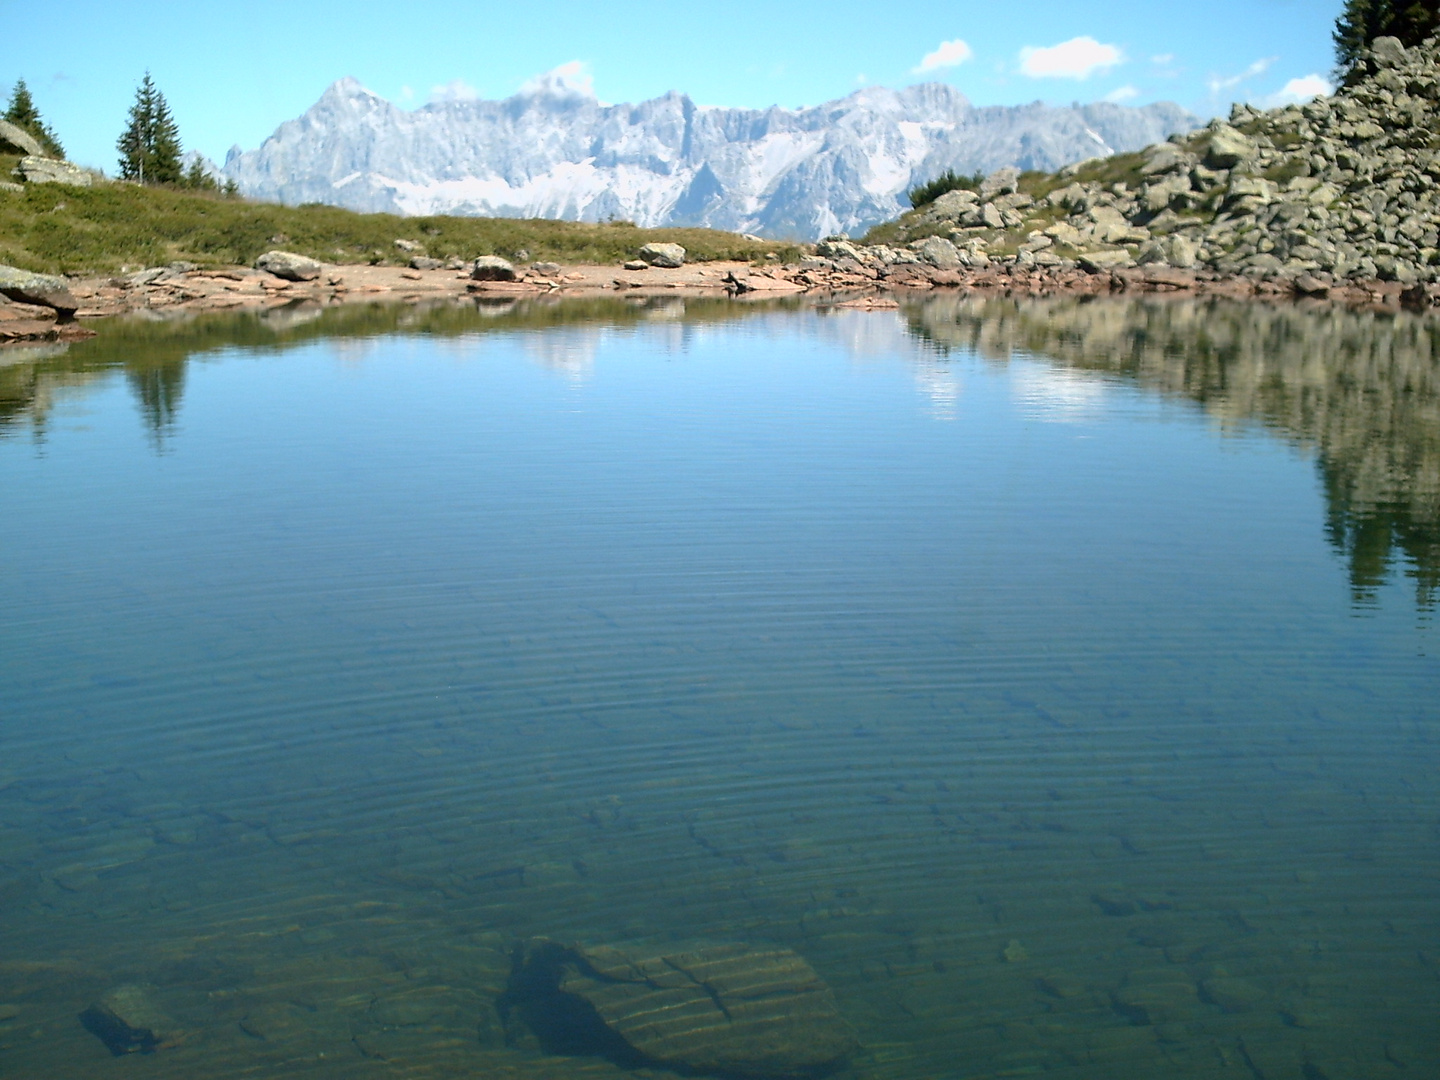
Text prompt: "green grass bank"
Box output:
[[0, 174, 800, 276]]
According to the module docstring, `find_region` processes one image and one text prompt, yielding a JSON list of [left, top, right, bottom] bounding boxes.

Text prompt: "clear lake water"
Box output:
[[0, 293, 1436, 1079]]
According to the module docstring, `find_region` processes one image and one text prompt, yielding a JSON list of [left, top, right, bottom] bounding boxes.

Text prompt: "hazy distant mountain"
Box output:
[[223, 75, 1198, 240]]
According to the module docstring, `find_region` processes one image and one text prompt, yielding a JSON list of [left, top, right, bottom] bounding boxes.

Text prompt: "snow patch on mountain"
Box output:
[[224, 76, 1198, 240]]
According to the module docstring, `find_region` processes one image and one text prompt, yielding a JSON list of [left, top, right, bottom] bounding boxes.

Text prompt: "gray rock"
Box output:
[[1166, 235, 1200, 269], [1369, 36, 1408, 69], [471, 255, 517, 281], [393, 238, 422, 252], [979, 166, 1021, 199], [409, 255, 444, 270], [502, 939, 857, 1080], [1203, 124, 1257, 169], [980, 203, 1005, 229], [0, 119, 43, 157], [18, 157, 94, 186], [0, 264, 78, 316], [639, 242, 686, 268], [622, 259, 649, 270], [815, 238, 863, 261], [915, 236, 961, 269], [79, 985, 177, 1056], [1078, 250, 1135, 272], [531, 261, 562, 275], [928, 189, 979, 219], [255, 250, 323, 281], [1140, 142, 1190, 176]]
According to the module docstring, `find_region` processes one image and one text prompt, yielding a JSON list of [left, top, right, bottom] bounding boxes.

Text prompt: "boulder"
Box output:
[[1368, 36, 1408, 69], [1140, 142, 1190, 176], [0, 118, 43, 158], [979, 166, 1021, 199], [19, 157, 94, 186], [79, 985, 177, 1056], [1203, 124, 1257, 169], [408, 256, 444, 271], [928, 189, 979, 218], [915, 236, 961, 269], [393, 238, 422, 252], [1078, 250, 1135, 272], [501, 940, 857, 1079], [639, 242, 686, 268], [471, 255, 517, 281], [815, 238, 863, 261], [255, 250, 322, 281], [1166, 235, 1200, 269], [0, 264, 78, 316]]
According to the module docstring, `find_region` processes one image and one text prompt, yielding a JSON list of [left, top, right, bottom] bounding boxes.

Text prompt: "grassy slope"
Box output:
[[0, 180, 801, 276]]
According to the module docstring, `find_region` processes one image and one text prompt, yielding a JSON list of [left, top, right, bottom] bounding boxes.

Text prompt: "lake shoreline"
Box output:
[[3, 257, 1435, 344]]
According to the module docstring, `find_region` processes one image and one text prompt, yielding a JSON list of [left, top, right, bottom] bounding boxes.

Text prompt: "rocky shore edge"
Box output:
[[4, 249, 1437, 346]]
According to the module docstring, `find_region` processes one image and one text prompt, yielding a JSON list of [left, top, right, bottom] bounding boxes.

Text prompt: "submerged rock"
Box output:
[[501, 939, 857, 1079], [79, 985, 177, 1055]]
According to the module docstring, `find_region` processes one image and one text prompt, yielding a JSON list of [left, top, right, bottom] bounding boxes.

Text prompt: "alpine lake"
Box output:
[[0, 291, 1436, 1080]]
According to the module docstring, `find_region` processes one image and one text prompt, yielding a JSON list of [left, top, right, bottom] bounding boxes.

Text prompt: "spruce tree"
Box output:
[[1335, 0, 1440, 78], [4, 78, 64, 158], [116, 73, 184, 185]]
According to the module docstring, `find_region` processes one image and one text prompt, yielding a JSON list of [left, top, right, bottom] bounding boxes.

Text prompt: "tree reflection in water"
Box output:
[[2, 293, 1437, 608], [906, 294, 1440, 610]]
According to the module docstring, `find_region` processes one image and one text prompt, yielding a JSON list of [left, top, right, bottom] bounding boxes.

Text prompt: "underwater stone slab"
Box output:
[[503, 939, 857, 1079], [79, 985, 177, 1055]]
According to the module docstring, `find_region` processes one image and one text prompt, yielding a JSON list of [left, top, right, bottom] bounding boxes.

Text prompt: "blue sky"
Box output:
[[4, 0, 1343, 173]]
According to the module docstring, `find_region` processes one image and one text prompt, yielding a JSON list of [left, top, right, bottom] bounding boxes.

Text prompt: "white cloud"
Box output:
[[399, 85, 414, 102], [1206, 56, 1275, 97], [1019, 36, 1124, 79], [1151, 53, 1175, 65], [1104, 84, 1140, 103], [1257, 73, 1333, 107], [520, 60, 596, 98], [914, 39, 974, 74], [429, 78, 478, 102]]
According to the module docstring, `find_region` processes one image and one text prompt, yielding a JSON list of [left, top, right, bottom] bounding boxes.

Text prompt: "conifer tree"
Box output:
[[1335, 0, 1440, 78], [116, 73, 184, 185], [4, 78, 64, 158]]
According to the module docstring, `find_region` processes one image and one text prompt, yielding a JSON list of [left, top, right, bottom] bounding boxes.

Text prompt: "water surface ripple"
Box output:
[[1, 295, 1436, 1080]]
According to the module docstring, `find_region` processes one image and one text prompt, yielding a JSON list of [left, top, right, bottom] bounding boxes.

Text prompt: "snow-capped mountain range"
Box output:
[[223, 72, 1198, 240]]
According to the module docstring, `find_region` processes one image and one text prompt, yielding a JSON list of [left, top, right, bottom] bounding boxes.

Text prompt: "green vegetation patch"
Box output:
[[0, 183, 800, 276], [908, 169, 984, 208]]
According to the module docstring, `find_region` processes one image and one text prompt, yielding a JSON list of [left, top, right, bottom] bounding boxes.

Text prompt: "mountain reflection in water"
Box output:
[[2, 293, 1436, 1080], [5, 294, 1437, 608]]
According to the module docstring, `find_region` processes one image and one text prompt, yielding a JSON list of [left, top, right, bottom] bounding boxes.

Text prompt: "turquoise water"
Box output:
[[1, 296, 1436, 1079]]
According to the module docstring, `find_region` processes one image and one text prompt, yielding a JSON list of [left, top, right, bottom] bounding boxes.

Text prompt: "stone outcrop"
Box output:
[[862, 34, 1440, 287], [0, 118, 43, 158], [0, 264, 79, 316], [255, 250, 323, 281], [17, 157, 94, 186], [500, 939, 857, 1079], [639, 242, 686, 268]]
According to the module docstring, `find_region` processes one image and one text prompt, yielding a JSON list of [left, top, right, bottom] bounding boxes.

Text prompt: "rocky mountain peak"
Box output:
[[223, 79, 1195, 239]]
